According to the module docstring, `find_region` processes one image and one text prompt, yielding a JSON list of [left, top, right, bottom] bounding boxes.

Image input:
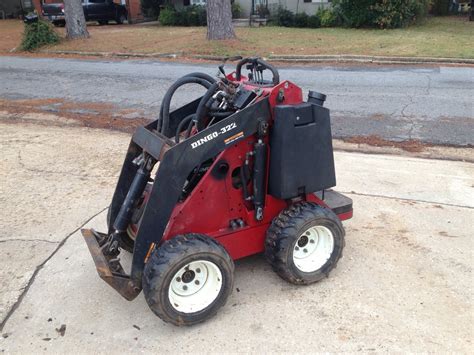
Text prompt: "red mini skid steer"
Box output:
[[81, 57, 353, 326]]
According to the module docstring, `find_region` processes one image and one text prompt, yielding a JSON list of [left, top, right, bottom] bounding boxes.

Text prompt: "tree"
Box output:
[[206, 0, 235, 40], [63, 0, 89, 39]]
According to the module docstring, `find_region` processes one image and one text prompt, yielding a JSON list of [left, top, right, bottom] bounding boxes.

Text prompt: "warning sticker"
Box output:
[[224, 131, 244, 145]]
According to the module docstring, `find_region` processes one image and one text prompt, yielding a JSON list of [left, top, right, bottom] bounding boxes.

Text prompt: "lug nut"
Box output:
[[176, 277, 181, 282], [183, 285, 188, 291], [195, 280, 200, 285], [303, 248, 308, 253], [310, 239, 315, 244], [196, 268, 201, 273], [295, 246, 299, 251]]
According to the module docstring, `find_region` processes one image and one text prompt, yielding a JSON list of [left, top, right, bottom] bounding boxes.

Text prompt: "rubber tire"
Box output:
[[143, 234, 234, 326], [265, 202, 345, 285], [116, 14, 127, 25]]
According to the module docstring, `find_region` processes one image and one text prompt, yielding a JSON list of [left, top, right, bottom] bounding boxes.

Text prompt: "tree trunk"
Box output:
[[206, 0, 235, 40], [63, 0, 89, 39]]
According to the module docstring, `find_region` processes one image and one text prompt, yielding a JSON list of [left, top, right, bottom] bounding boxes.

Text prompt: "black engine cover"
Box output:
[[268, 102, 336, 199]]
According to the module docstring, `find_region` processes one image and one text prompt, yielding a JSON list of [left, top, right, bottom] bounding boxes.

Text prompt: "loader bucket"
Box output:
[[81, 228, 141, 301]]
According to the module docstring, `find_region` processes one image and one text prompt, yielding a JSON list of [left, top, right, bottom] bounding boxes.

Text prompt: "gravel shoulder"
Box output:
[[0, 119, 472, 352]]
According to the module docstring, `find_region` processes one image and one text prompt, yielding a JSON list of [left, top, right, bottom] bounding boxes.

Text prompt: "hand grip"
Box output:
[[235, 57, 280, 86]]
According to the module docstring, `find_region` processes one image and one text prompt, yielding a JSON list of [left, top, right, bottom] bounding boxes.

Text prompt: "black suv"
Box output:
[[42, 0, 128, 27]]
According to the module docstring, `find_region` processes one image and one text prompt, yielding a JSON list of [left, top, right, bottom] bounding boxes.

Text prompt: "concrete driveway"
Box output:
[[0, 117, 472, 353]]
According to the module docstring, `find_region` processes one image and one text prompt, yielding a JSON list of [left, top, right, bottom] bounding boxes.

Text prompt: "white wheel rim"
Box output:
[[168, 260, 222, 313], [293, 226, 334, 273]]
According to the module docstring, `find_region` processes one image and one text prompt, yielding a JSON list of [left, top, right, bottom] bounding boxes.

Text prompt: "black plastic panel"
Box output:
[[314, 190, 352, 215], [268, 103, 336, 199]]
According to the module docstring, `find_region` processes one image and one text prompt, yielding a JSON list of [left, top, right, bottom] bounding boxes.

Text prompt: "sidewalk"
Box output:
[[0, 120, 472, 352]]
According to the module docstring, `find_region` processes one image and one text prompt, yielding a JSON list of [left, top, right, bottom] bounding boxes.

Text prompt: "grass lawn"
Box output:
[[1, 16, 473, 59]]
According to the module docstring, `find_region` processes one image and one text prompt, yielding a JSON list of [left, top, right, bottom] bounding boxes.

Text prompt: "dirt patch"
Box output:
[[0, 20, 23, 52], [343, 135, 427, 152], [0, 98, 149, 133]]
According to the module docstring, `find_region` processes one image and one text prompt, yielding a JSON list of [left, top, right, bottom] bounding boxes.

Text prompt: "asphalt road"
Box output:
[[0, 56, 473, 145]]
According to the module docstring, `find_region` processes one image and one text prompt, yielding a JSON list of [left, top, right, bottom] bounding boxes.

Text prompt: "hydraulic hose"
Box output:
[[195, 82, 219, 131], [183, 72, 216, 84], [158, 73, 216, 135], [175, 114, 195, 144]]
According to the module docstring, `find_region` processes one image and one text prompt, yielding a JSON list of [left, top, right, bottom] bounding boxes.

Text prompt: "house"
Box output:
[[1, 0, 35, 18], [238, 0, 332, 17], [170, 0, 332, 17]]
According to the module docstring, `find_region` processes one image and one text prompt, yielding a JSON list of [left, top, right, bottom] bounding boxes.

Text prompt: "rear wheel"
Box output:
[[265, 202, 345, 285], [143, 234, 234, 326]]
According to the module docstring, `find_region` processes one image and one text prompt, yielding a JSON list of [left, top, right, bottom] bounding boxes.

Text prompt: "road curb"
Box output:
[[267, 54, 474, 65], [37, 50, 474, 66], [39, 50, 182, 59]]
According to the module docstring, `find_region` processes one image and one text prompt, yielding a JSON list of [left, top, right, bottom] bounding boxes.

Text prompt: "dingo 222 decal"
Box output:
[[191, 122, 242, 149]]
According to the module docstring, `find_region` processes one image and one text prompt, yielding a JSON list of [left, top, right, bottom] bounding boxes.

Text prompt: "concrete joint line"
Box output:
[[342, 191, 474, 210], [0, 238, 59, 244], [0, 206, 108, 332]]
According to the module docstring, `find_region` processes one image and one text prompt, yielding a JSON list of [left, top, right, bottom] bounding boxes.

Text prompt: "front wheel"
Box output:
[[143, 234, 234, 326], [265, 202, 345, 285]]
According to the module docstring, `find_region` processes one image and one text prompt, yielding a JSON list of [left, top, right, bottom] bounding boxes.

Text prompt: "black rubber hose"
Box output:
[[240, 163, 250, 200], [184, 118, 195, 140], [175, 114, 195, 144], [195, 82, 219, 131], [158, 72, 215, 126], [160, 73, 215, 125], [208, 111, 234, 118], [183, 72, 216, 84], [158, 75, 214, 135]]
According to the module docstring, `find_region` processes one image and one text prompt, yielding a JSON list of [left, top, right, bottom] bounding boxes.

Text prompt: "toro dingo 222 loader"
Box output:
[[81, 58, 353, 326]]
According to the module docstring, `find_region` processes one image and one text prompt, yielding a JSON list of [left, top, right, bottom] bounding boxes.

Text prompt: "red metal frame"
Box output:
[[156, 75, 351, 260]]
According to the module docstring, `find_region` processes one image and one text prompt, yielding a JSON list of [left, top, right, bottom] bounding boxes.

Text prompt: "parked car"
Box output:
[[42, 0, 128, 27]]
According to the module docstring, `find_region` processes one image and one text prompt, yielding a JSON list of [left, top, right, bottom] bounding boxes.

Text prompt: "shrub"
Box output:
[[275, 7, 294, 27], [317, 8, 338, 27], [159, 5, 206, 26], [231, 1, 242, 19], [159, 6, 176, 26], [372, 0, 430, 28], [307, 14, 321, 28], [140, 0, 162, 19], [21, 18, 60, 51], [333, 0, 430, 28], [294, 12, 309, 27], [332, 0, 375, 27]]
